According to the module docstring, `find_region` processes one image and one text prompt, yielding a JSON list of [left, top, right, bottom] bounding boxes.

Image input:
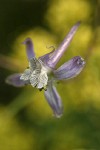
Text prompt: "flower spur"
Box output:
[[6, 22, 85, 118]]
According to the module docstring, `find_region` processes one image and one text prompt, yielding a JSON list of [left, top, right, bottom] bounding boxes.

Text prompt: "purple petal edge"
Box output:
[[5, 73, 28, 87], [46, 21, 81, 68], [39, 50, 54, 66], [22, 38, 35, 60], [53, 56, 85, 80], [44, 82, 63, 118]]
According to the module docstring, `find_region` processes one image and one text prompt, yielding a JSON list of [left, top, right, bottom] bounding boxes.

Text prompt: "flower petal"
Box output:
[[46, 21, 81, 68], [53, 56, 85, 80], [30, 59, 48, 89], [29, 57, 41, 72], [39, 50, 54, 66], [20, 69, 31, 81], [22, 38, 35, 60], [44, 82, 63, 118], [5, 73, 29, 87]]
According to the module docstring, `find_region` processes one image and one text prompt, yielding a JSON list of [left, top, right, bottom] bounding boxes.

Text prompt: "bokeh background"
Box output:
[[0, 0, 100, 149]]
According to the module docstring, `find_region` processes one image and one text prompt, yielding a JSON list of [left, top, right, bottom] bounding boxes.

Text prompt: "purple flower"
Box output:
[[6, 22, 85, 118]]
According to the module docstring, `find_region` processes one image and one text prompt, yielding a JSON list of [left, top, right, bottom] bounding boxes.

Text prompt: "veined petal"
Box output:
[[23, 38, 35, 60], [5, 73, 29, 87], [44, 82, 63, 118], [46, 22, 81, 68], [30, 60, 48, 89], [53, 56, 85, 80], [29, 58, 41, 72], [20, 69, 31, 81]]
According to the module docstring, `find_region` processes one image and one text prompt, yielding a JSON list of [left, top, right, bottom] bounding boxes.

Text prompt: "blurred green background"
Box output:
[[0, 0, 100, 149]]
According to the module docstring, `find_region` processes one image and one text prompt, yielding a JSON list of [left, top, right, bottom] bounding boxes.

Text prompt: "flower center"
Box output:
[[20, 57, 51, 90]]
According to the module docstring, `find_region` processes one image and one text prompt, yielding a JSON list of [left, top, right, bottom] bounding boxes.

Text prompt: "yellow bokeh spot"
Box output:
[[45, 0, 92, 33], [11, 27, 57, 68]]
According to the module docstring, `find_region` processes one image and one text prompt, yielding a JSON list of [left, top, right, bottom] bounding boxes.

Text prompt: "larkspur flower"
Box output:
[[6, 22, 85, 118]]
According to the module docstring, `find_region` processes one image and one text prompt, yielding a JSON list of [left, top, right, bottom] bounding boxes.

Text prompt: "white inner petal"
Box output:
[[20, 57, 50, 89], [20, 69, 31, 81], [30, 62, 48, 89]]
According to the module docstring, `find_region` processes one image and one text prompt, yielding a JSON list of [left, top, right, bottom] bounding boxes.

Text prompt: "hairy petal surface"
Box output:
[[46, 22, 81, 68], [23, 38, 35, 60], [44, 82, 63, 118], [5, 73, 29, 87], [53, 56, 85, 80]]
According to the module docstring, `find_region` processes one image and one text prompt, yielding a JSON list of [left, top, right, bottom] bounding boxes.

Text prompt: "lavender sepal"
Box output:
[[44, 81, 63, 118], [5, 73, 29, 87], [46, 21, 81, 68], [23, 38, 35, 60], [53, 56, 85, 80]]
